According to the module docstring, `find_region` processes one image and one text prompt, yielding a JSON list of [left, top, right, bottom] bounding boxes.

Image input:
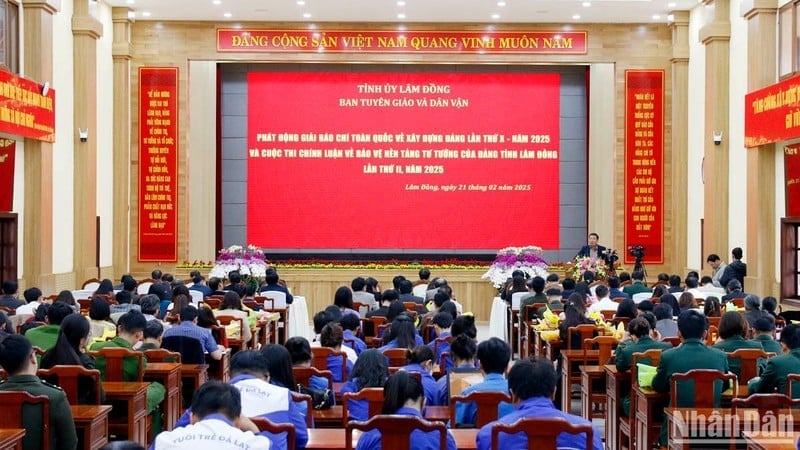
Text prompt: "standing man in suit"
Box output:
[[577, 232, 607, 259]]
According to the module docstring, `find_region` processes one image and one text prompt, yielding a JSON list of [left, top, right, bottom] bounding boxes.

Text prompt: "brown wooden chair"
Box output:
[[291, 391, 314, 427], [258, 295, 289, 343], [580, 335, 618, 418], [215, 315, 246, 352], [81, 278, 102, 290], [310, 346, 349, 381], [342, 387, 384, 426], [787, 374, 800, 398], [661, 336, 681, 347], [619, 349, 664, 450], [293, 366, 334, 390], [611, 317, 631, 328], [670, 369, 738, 407], [142, 348, 182, 363], [89, 346, 145, 381], [489, 417, 594, 450], [600, 310, 616, 321], [37, 365, 102, 405], [431, 335, 452, 360], [728, 298, 745, 308], [345, 414, 448, 450], [360, 316, 386, 347], [449, 390, 511, 427], [731, 393, 800, 415], [203, 297, 222, 310], [706, 316, 721, 327], [209, 324, 229, 349], [251, 416, 296, 450], [402, 302, 418, 312], [76, 298, 92, 313], [353, 301, 371, 317], [382, 348, 408, 367], [727, 348, 775, 384], [0, 391, 51, 450], [566, 324, 598, 350], [707, 325, 719, 345], [136, 278, 156, 296]]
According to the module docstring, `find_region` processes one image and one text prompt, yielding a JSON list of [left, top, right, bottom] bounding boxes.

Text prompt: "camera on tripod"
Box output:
[[628, 245, 645, 260]]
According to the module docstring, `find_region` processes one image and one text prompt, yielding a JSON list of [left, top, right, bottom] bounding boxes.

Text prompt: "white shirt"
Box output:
[[588, 297, 618, 313], [15, 301, 39, 316], [154, 416, 270, 450]]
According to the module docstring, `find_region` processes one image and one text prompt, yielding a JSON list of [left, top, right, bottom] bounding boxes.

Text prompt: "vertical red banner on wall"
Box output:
[[624, 70, 664, 264], [0, 138, 15, 211], [138, 67, 178, 262], [785, 144, 800, 217]]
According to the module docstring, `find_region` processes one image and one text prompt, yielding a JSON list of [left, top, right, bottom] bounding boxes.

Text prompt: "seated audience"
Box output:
[[366, 290, 395, 318], [378, 314, 421, 351], [218, 291, 253, 344], [559, 294, 596, 349], [285, 336, 330, 392], [399, 345, 440, 406], [356, 370, 456, 450], [750, 316, 782, 355], [259, 268, 293, 304], [340, 349, 389, 421], [0, 280, 23, 309], [712, 311, 763, 378], [615, 298, 638, 321], [16, 287, 44, 316], [139, 320, 165, 351], [427, 312, 453, 368], [743, 295, 769, 328], [454, 337, 513, 426], [88, 297, 117, 343], [153, 381, 270, 449], [762, 296, 779, 319], [261, 344, 310, 416], [334, 285, 360, 318], [749, 324, 800, 396], [451, 315, 477, 341], [587, 285, 617, 314], [614, 317, 672, 415], [340, 313, 367, 355], [435, 334, 477, 404], [320, 322, 353, 382], [24, 301, 74, 351], [721, 279, 746, 304], [0, 334, 77, 450], [703, 296, 722, 317], [653, 303, 678, 338], [162, 306, 225, 360], [476, 356, 603, 450], [55, 289, 78, 312]]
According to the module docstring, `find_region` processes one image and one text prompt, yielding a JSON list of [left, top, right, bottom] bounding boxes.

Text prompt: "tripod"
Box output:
[[633, 257, 647, 282]]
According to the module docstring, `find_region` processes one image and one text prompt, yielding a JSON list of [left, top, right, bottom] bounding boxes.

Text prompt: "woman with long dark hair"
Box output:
[[40, 314, 105, 404], [560, 293, 596, 349], [260, 344, 309, 416], [399, 345, 440, 406], [378, 314, 419, 351], [355, 371, 456, 450], [340, 349, 389, 421]]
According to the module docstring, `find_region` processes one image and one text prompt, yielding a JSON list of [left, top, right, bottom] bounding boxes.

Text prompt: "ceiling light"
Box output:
[[308, 23, 317, 29], [127, 10, 135, 18], [125, 0, 134, 4], [303, 12, 311, 18], [397, 25, 407, 31], [668, 2, 677, 7], [572, 14, 581, 20], [141, 11, 151, 17], [397, 13, 406, 19], [582, 1, 591, 6], [397, 0, 406, 5], [223, 12, 232, 18], [667, 14, 675, 22], [296, 0, 305, 5], [212, 0, 221, 4], [652, 14, 660, 20], [497, 1, 506, 6], [491, 13, 500, 19]]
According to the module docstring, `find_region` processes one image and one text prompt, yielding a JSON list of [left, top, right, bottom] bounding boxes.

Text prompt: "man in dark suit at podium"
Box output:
[[577, 232, 607, 259]]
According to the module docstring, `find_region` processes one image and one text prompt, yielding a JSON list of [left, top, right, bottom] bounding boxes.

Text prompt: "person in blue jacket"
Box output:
[[340, 349, 389, 421], [172, 350, 308, 449], [260, 344, 313, 421], [285, 336, 331, 392], [356, 370, 457, 450], [435, 334, 477, 405], [455, 337, 514, 426], [378, 313, 423, 351], [476, 356, 604, 450], [340, 313, 367, 356], [398, 345, 441, 406], [427, 312, 453, 371]]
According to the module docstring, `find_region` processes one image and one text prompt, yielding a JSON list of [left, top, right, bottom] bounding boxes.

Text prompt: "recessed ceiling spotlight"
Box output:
[[491, 13, 500, 19], [125, 0, 134, 4], [572, 14, 581, 20], [303, 12, 311, 18], [397, 24, 407, 31], [397, 13, 406, 19], [397, 0, 406, 6], [212, 0, 221, 4], [667, 14, 675, 22], [297, 0, 305, 5], [652, 14, 660, 20], [223, 12, 232, 18], [668, 2, 677, 7], [497, 1, 506, 6], [582, 1, 591, 7], [141, 11, 151, 17]]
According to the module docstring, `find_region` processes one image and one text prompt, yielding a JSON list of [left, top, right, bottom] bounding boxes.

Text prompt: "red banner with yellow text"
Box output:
[[217, 29, 587, 54], [624, 70, 664, 264], [0, 70, 55, 142], [138, 67, 178, 262], [745, 73, 800, 148], [785, 144, 800, 217], [0, 138, 15, 211]]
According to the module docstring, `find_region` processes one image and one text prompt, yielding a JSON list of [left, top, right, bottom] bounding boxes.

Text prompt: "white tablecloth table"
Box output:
[[287, 295, 313, 341], [488, 296, 508, 341]]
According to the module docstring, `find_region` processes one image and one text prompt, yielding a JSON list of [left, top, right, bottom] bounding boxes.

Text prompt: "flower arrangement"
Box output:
[[209, 245, 269, 279], [481, 245, 549, 289], [567, 256, 610, 281]]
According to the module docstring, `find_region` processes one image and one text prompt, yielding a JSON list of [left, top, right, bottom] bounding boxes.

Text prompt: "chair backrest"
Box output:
[[310, 347, 348, 381], [600, 310, 616, 321], [567, 324, 598, 350], [360, 316, 386, 340], [209, 324, 229, 348], [204, 298, 222, 310], [489, 417, 594, 450], [345, 414, 447, 450], [89, 346, 144, 381], [81, 278, 101, 290], [293, 366, 334, 390], [510, 292, 527, 311], [525, 303, 546, 322], [76, 298, 92, 313], [353, 302, 370, 317], [37, 365, 102, 405], [216, 315, 245, 342], [432, 335, 452, 357], [787, 374, 800, 398], [630, 348, 663, 382], [290, 392, 314, 427], [188, 290, 204, 305], [342, 387, 384, 426], [582, 335, 618, 365], [262, 292, 287, 310], [707, 325, 719, 345], [669, 369, 738, 407], [143, 348, 182, 363], [727, 348, 776, 383], [706, 316, 721, 328], [729, 298, 745, 308], [661, 336, 681, 347], [251, 416, 296, 450], [161, 335, 206, 364], [0, 391, 51, 450], [731, 393, 800, 415], [136, 279, 155, 295], [449, 390, 512, 427], [382, 348, 408, 367]]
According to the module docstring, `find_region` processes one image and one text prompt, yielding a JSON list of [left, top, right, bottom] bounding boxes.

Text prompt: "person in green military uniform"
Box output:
[[712, 311, 763, 379], [0, 334, 78, 450], [652, 310, 730, 446], [90, 310, 166, 432], [520, 276, 548, 321], [614, 316, 672, 416], [24, 301, 75, 351], [749, 323, 800, 396], [621, 270, 653, 297], [750, 316, 782, 355]]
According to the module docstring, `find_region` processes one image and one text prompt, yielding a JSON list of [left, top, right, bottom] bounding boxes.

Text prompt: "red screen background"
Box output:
[[246, 71, 561, 251]]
